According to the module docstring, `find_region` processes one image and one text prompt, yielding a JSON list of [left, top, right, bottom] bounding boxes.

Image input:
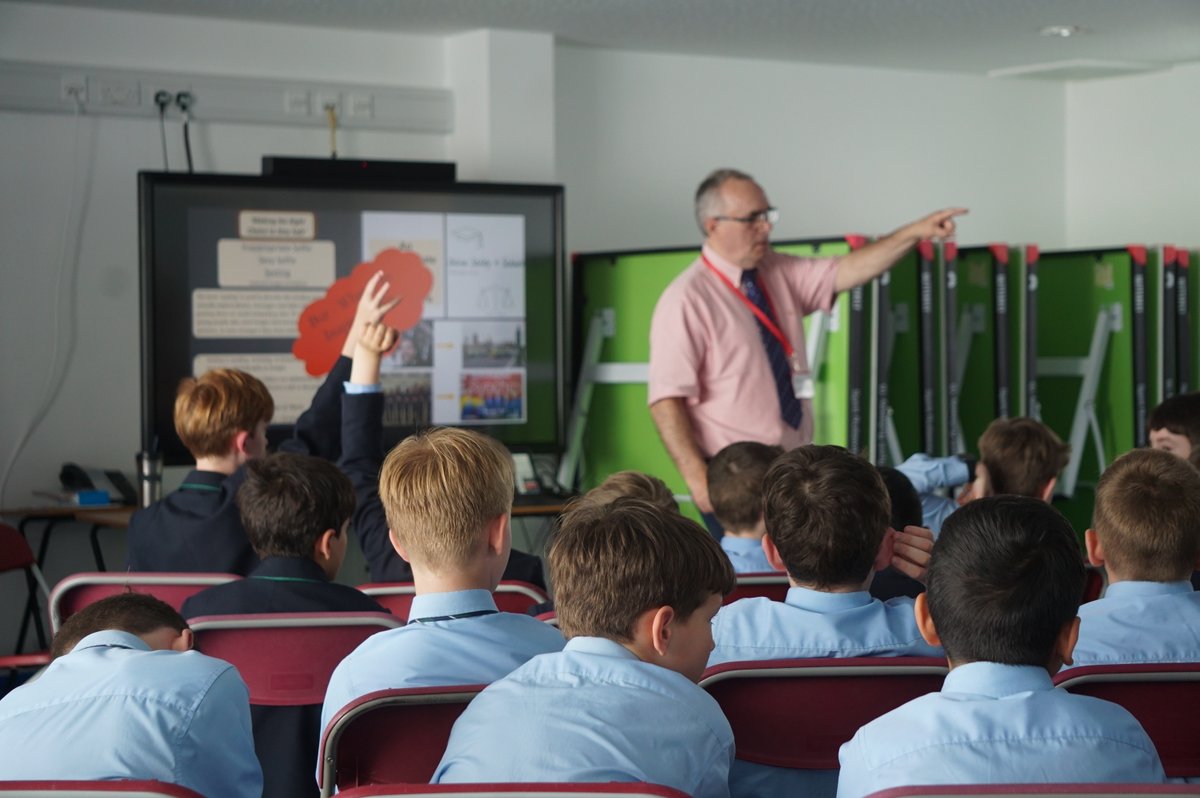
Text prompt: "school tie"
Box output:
[[741, 268, 803, 429]]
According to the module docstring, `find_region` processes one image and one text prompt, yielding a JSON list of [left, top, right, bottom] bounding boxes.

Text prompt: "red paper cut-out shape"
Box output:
[[292, 248, 433, 376]]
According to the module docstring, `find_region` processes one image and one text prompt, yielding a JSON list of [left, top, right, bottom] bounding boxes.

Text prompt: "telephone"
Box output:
[[59, 463, 138, 505]]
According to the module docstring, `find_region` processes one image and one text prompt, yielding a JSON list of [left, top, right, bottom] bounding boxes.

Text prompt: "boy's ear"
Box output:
[[1083, 528, 1105, 568], [874, 528, 897, 572], [485, 513, 510, 557], [647, 605, 676, 658], [914, 592, 941, 648], [172, 628, 194, 653], [390, 529, 412, 563], [232, 429, 251, 456], [1054, 616, 1081, 669], [761, 535, 787, 573], [1038, 476, 1058, 503], [313, 528, 338, 562]]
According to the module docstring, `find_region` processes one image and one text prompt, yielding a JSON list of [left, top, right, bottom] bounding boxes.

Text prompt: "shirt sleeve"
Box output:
[[897, 454, 970, 492], [181, 666, 263, 798], [776, 254, 840, 316], [648, 280, 704, 405]]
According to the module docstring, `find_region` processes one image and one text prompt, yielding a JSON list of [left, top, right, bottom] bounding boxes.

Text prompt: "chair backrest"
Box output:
[[722, 573, 789, 605], [700, 656, 949, 769], [866, 785, 1200, 798], [0, 781, 205, 797], [333, 784, 693, 798], [319, 685, 486, 797], [0, 523, 36, 572], [48, 573, 242, 633], [1053, 663, 1200, 778], [188, 612, 401, 706], [358, 581, 550, 621], [1082, 565, 1107, 603]]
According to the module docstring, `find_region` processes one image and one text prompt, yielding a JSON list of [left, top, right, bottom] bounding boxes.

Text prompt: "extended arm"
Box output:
[[649, 397, 712, 514], [833, 208, 967, 293]]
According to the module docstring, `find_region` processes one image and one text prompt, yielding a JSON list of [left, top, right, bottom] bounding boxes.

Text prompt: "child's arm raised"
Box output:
[[343, 271, 400, 358], [350, 322, 398, 387]]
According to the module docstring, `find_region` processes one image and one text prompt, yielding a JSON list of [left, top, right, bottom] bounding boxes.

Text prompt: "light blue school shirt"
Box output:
[[1070, 580, 1200, 667], [836, 661, 1165, 798], [896, 453, 969, 533], [433, 636, 734, 798], [0, 630, 261, 798], [709, 586, 944, 667], [721, 535, 776, 573], [710, 587, 943, 798], [320, 589, 565, 734]]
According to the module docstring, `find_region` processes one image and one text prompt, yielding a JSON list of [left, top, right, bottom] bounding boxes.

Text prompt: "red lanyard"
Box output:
[[701, 253, 795, 360]]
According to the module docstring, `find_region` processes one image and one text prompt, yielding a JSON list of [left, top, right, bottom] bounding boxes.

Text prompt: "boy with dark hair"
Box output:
[[180, 451, 384, 798], [181, 450, 384, 616], [870, 466, 926, 601], [321, 323, 564, 738], [974, 416, 1070, 501], [1148, 391, 1200, 467], [1071, 448, 1200, 666], [434, 497, 736, 797], [838, 496, 1164, 796], [128, 272, 397, 574], [0, 593, 261, 797], [709, 445, 939, 797], [707, 441, 783, 573]]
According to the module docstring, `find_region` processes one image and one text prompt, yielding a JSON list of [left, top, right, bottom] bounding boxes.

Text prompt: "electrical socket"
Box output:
[[91, 76, 141, 107], [347, 92, 374, 119], [314, 91, 343, 117], [284, 88, 311, 115], [60, 73, 87, 103]]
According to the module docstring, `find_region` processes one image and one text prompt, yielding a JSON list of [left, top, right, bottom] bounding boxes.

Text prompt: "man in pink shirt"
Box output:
[[649, 168, 964, 526]]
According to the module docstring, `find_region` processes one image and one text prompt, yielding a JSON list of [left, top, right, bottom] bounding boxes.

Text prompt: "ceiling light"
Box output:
[[1039, 25, 1082, 38]]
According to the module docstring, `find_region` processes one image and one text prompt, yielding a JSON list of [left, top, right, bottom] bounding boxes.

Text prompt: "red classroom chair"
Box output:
[[48, 572, 241, 633], [358, 580, 549, 621]]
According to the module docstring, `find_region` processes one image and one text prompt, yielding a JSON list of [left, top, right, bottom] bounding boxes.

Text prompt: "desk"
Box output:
[[74, 507, 133, 572]]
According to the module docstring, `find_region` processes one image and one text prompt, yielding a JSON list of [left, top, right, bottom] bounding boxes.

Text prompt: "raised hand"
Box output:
[[342, 271, 402, 357]]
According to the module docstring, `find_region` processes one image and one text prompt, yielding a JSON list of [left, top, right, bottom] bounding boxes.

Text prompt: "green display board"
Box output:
[[573, 239, 856, 517], [1035, 247, 1147, 532]]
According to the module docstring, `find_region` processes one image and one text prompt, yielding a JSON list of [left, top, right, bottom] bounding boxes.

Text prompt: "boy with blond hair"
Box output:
[[838, 496, 1164, 795], [707, 441, 782, 573], [321, 323, 564, 736], [128, 272, 396, 574], [583, 469, 680, 514], [434, 497, 736, 797], [1071, 448, 1200, 666]]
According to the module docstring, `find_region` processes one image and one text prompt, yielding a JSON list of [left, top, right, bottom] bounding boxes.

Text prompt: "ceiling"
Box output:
[[13, 0, 1200, 78]]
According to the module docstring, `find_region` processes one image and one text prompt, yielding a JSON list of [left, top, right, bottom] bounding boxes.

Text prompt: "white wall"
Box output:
[[555, 45, 1068, 253], [1065, 63, 1200, 248], [0, 3, 450, 514]]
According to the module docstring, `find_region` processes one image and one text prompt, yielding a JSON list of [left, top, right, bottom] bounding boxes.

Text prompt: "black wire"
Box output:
[[182, 110, 194, 174], [158, 107, 169, 171]]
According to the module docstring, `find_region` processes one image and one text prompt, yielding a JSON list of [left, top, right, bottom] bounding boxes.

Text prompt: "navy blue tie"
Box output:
[[741, 268, 803, 429]]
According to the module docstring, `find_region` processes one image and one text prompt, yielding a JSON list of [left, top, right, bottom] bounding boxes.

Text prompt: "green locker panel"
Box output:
[[1036, 247, 1147, 533]]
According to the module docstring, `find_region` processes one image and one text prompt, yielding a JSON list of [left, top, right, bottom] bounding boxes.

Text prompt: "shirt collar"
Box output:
[[942, 661, 1053, 697], [785, 586, 875, 612], [1103, 580, 1194, 599], [407, 589, 498, 620], [250, 556, 329, 581], [563, 636, 641, 661], [71, 629, 151, 654], [701, 243, 749, 283], [722, 536, 766, 554], [180, 469, 227, 488]]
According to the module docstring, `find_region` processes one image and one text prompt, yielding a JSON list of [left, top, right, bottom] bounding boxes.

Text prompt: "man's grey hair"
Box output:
[[694, 168, 756, 236]]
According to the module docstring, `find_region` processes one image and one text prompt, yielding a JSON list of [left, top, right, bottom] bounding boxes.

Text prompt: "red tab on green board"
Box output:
[[1127, 245, 1147, 267], [1180, 250, 1190, 269], [1025, 245, 1039, 265], [944, 241, 958, 261], [845, 234, 867, 251], [918, 240, 934, 261], [989, 244, 1009, 265], [1164, 246, 1177, 266]]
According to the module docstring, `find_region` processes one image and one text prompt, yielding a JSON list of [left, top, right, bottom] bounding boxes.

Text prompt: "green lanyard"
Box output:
[[249, 575, 326, 585], [178, 482, 222, 493]]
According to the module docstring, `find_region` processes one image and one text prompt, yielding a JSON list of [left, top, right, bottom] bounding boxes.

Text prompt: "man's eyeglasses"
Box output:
[[712, 207, 779, 226]]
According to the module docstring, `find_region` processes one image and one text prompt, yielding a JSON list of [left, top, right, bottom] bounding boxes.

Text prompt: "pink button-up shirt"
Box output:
[[649, 244, 839, 457]]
